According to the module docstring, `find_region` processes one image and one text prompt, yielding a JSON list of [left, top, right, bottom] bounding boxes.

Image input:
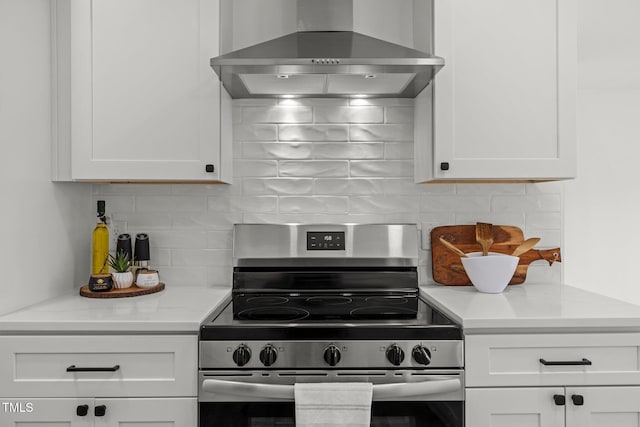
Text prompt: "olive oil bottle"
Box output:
[[91, 200, 109, 274]]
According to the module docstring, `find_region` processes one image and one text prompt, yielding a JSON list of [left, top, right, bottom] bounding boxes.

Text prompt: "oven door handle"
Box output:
[[202, 378, 461, 400]]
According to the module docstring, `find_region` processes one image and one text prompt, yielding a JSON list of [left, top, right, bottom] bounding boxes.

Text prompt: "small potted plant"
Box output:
[[108, 250, 133, 289]]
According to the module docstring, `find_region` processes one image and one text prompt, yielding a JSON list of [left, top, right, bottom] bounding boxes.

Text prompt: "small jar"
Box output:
[[88, 274, 114, 292]]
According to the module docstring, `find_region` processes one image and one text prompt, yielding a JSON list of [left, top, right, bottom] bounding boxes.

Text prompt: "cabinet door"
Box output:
[[566, 387, 640, 427], [423, 0, 576, 181], [93, 398, 196, 427], [0, 398, 92, 426], [68, 0, 224, 182], [466, 388, 564, 427]]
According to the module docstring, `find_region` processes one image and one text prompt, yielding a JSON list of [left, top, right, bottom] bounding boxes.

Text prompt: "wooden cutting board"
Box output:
[[431, 225, 561, 286]]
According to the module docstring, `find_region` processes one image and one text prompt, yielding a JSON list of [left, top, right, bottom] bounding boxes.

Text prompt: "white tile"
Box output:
[[233, 160, 278, 177], [172, 212, 243, 230], [243, 106, 313, 123], [314, 106, 383, 123], [313, 178, 385, 195], [158, 267, 208, 287], [207, 196, 278, 213], [279, 124, 348, 141], [170, 183, 235, 196], [383, 179, 454, 195], [94, 184, 170, 195], [279, 161, 348, 177], [350, 124, 413, 141], [135, 196, 205, 212], [491, 195, 561, 212], [171, 249, 232, 267], [525, 182, 564, 194], [384, 107, 414, 124], [313, 142, 384, 159], [151, 230, 208, 249], [112, 213, 172, 230], [243, 178, 313, 195], [233, 124, 278, 141], [241, 142, 313, 159], [421, 195, 492, 212], [151, 248, 171, 267], [526, 212, 562, 229], [207, 267, 232, 287], [206, 230, 233, 249], [350, 160, 413, 177], [279, 196, 349, 214], [384, 142, 413, 159], [350, 196, 420, 213], [456, 183, 526, 195]]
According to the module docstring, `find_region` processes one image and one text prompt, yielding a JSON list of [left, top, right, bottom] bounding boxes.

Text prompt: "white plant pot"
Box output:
[[112, 271, 134, 289]]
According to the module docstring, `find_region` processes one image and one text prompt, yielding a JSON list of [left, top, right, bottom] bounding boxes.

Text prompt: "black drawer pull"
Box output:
[[539, 358, 592, 366], [94, 405, 107, 417], [67, 364, 120, 372], [553, 394, 566, 406], [571, 394, 584, 406]]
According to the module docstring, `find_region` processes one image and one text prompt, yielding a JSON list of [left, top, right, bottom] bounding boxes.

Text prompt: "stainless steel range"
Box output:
[[199, 224, 464, 426]]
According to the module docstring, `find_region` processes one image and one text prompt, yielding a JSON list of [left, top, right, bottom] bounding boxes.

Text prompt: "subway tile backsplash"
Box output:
[[95, 98, 562, 287]]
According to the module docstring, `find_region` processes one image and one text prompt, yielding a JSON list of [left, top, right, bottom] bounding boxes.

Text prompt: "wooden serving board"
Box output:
[[431, 225, 561, 286], [80, 282, 165, 298]]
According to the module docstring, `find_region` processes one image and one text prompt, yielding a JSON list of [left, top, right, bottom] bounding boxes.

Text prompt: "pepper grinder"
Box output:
[[116, 233, 132, 261], [134, 233, 150, 270]]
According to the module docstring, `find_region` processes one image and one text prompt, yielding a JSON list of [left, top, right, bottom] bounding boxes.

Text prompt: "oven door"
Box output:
[[199, 370, 463, 427]]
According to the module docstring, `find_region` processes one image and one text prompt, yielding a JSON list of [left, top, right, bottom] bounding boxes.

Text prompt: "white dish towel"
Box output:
[[294, 382, 373, 427]]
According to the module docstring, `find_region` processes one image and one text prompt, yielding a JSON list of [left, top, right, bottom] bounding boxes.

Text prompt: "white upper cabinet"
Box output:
[[416, 0, 577, 182], [53, 0, 231, 182]]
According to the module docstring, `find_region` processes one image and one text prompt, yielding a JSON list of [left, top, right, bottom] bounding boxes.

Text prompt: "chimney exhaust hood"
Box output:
[[211, 0, 444, 99]]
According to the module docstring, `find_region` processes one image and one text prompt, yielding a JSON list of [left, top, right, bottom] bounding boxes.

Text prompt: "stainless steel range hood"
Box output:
[[211, 0, 444, 99]]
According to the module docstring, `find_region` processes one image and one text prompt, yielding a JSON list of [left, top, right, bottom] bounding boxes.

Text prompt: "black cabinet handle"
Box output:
[[67, 364, 120, 372], [205, 164, 215, 173], [76, 404, 89, 416], [571, 394, 584, 406], [94, 405, 106, 417], [539, 358, 592, 366], [440, 162, 450, 171], [553, 394, 566, 406]]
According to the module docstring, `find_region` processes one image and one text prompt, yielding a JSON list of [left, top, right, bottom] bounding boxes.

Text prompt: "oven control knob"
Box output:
[[259, 344, 278, 367], [232, 344, 252, 367], [386, 344, 405, 366], [412, 345, 432, 366], [323, 345, 341, 366]]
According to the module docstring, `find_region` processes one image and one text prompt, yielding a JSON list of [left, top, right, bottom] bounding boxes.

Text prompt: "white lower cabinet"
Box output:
[[0, 335, 198, 427], [466, 386, 640, 427], [465, 333, 640, 427], [0, 397, 196, 426]]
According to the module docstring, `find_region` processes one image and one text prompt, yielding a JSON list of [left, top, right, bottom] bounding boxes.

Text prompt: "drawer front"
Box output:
[[0, 335, 197, 397], [466, 333, 640, 387]]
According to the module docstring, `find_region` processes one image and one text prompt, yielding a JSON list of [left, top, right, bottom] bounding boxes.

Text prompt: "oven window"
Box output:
[[200, 402, 463, 427]]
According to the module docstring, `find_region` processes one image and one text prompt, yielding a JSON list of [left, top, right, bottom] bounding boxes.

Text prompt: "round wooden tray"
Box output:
[[79, 282, 165, 298]]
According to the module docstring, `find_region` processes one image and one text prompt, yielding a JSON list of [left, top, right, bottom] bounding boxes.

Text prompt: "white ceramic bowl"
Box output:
[[461, 252, 519, 294]]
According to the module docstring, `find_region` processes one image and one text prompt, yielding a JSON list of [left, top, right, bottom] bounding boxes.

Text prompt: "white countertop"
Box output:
[[0, 286, 230, 333], [421, 283, 640, 334], [3, 283, 640, 335]]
